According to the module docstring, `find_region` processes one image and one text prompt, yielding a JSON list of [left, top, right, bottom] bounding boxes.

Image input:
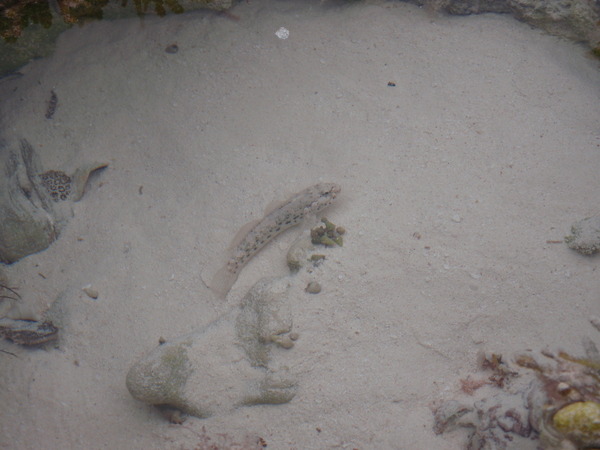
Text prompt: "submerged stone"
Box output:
[[126, 277, 297, 419], [0, 139, 107, 263], [565, 216, 600, 255]]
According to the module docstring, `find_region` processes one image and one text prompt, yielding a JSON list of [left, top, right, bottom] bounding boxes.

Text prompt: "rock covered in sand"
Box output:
[[126, 277, 297, 418], [565, 216, 600, 255], [0, 138, 107, 263]]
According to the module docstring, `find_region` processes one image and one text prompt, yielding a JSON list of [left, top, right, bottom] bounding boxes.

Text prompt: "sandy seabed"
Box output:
[[0, 0, 599, 448]]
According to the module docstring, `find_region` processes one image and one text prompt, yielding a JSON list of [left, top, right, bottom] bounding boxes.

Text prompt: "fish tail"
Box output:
[[210, 265, 239, 299]]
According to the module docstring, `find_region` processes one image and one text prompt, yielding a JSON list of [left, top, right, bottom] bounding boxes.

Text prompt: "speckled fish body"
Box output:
[[211, 182, 341, 297]]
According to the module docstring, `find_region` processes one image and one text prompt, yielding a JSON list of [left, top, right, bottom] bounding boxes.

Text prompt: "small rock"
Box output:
[[275, 27, 289, 40], [165, 43, 179, 54], [82, 286, 98, 299], [286, 232, 314, 272], [269, 335, 294, 349], [305, 282, 321, 294], [565, 216, 600, 255], [158, 406, 186, 424]]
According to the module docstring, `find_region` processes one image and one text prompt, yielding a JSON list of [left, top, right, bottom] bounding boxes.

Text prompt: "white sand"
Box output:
[[0, 0, 599, 448]]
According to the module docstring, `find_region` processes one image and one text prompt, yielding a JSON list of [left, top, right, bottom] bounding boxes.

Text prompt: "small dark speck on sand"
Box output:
[[165, 44, 179, 54], [45, 90, 58, 119]]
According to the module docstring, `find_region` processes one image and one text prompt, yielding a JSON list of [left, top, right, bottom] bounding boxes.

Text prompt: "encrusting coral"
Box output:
[[433, 337, 600, 449], [0, 0, 231, 42]]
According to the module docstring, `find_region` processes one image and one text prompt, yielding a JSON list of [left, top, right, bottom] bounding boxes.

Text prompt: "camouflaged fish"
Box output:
[[210, 183, 341, 298]]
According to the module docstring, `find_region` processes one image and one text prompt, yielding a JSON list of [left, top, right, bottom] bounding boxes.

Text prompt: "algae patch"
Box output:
[[311, 217, 344, 247], [565, 216, 600, 255]]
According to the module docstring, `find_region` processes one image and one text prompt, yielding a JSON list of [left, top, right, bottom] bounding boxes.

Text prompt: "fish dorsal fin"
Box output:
[[263, 196, 289, 217], [228, 218, 261, 250]]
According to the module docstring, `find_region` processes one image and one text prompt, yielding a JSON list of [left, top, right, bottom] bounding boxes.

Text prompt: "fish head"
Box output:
[[311, 182, 341, 211], [319, 182, 341, 198]]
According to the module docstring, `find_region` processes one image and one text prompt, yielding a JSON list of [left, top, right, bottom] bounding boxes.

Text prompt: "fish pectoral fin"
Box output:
[[209, 264, 239, 299]]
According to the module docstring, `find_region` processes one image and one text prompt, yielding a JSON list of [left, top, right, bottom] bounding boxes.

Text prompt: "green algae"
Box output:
[[311, 217, 345, 247]]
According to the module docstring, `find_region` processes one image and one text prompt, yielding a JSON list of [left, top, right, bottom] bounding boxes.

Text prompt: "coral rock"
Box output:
[[565, 216, 600, 255], [0, 139, 107, 263], [126, 277, 297, 418]]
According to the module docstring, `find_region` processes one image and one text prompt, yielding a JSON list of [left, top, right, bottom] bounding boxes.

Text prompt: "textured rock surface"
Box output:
[[0, 0, 233, 76], [126, 277, 297, 418], [236, 277, 294, 366], [565, 216, 600, 255], [408, 0, 600, 49], [0, 139, 59, 264], [2, 0, 599, 77], [0, 138, 107, 263]]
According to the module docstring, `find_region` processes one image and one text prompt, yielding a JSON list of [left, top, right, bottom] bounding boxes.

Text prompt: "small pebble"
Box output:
[[268, 334, 295, 349], [158, 406, 186, 424], [277, 337, 294, 349], [275, 27, 289, 40], [305, 281, 321, 294], [289, 332, 299, 341], [83, 286, 98, 299], [165, 43, 179, 54], [557, 382, 571, 394]]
